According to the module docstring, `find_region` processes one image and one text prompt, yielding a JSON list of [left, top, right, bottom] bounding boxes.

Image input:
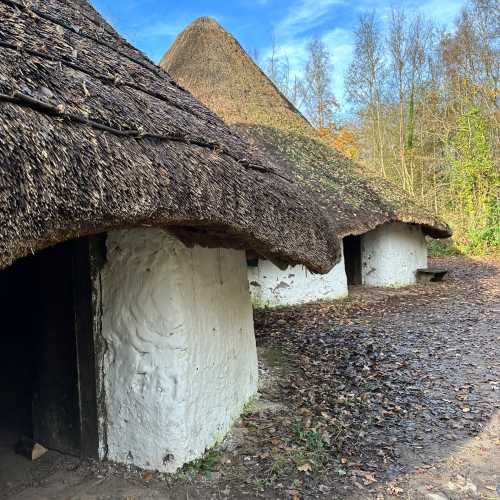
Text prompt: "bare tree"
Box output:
[[388, 8, 432, 193], [249, 47, 260, 65], [343, 0, 498, 253], [263, 37, 303, 106], [302, 37, 338, 128], [346, 12, 387, 176], [289, 75, 306, 108], [388, 7, 410, 189], [266, 35, 281, 85]]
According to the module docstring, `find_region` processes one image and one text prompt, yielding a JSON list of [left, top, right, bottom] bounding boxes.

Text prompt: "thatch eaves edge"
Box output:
[[0, 101, 341, 273]]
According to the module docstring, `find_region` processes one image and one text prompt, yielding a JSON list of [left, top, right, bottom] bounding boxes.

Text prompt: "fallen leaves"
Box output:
[[232, 256, 499, 497], [386, 483, 405, 495], [351, 469, 377, 485], [142, 471, 153, 481], [286, 489, 300, 500], [296, 463, 312, 473]]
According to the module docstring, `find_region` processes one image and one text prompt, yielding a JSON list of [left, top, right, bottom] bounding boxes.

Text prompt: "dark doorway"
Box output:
[[0, 237, 99, 472], [344, 235, 362, 285]]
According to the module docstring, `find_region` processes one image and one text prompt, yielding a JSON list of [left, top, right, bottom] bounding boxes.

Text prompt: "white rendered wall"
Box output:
[[361, 222, 427, 287], [98, 228, 257, 472], [248, 246, 348, 308]]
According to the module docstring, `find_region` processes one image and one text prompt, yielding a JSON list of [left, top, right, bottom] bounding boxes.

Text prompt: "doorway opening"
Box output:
[[344, 235, 362, 285], [0, 238, 99, 489]]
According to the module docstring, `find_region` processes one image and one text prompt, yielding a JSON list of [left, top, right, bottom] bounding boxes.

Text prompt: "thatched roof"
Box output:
[[162, 17, 452, 240], [0, 0, 341, 273]]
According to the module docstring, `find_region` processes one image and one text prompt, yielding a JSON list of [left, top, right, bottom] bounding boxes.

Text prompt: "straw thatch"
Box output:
[[0, 0, 342, 273], [162, 17, 452, 240]]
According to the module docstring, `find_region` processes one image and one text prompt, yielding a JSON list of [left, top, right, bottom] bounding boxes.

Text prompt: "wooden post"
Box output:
[[72, 235, 106, 459]]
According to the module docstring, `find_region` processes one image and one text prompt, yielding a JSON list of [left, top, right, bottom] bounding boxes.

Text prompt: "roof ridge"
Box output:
[[161, 16, 310, 129], [190, 16, 221, 27]]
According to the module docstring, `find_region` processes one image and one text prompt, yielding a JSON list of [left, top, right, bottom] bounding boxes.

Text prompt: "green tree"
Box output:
[[448, 106, 499, 253]]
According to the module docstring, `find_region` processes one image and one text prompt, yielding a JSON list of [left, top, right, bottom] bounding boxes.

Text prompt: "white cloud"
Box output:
[[415, 0, 463, 29], [323, 28, 354, 103], [131, 19, 186, 41], [350, 0, 464, 30], [275, 0, 345, 38], [263, 0, 345, 76], [262, 0, 465, 110]]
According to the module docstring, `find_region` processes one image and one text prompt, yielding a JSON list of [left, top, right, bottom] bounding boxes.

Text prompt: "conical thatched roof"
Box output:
[[162, 17, 451, 240], [0, 1, 341, 273]]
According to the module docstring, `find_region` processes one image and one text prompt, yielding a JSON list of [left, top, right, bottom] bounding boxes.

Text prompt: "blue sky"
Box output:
[[91, 0, 466, 106]]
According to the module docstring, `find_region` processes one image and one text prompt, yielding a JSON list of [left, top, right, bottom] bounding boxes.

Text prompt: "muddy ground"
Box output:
[[2, 256, 499, 500]]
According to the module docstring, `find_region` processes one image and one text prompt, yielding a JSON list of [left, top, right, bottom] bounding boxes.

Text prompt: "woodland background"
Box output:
[[255, 0, 499, 255]]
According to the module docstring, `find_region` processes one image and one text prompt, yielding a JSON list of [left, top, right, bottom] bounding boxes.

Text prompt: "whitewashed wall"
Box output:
[[98, 228, 257, 472], [248, 246, 348, 308], [248, 222, 428, 308], [361, 222, 427, 287]]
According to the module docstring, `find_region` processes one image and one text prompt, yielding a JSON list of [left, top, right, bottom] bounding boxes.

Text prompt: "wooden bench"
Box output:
[[416, 268, 448, 283]]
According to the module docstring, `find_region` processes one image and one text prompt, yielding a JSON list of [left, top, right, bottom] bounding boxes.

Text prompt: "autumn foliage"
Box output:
[[317, 125, 360, 161]]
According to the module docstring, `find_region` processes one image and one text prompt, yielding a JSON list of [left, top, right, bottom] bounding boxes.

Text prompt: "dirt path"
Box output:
[[3, 256, 499, 500]]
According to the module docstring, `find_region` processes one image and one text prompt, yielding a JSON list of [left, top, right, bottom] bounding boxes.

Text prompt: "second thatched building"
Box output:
[[162, 17, 452, 307]]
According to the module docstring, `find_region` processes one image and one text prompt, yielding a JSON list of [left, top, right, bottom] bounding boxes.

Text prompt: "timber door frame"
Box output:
[[72, 236, 103, 459]]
